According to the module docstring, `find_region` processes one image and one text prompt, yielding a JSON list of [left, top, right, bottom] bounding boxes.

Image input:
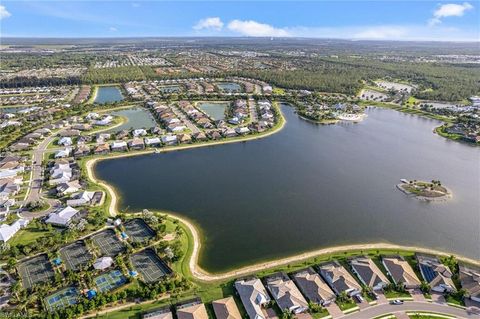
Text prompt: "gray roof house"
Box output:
[[459, 264, 480, 303], [416, 254, 456, 293], [318, 261, 362, 296], [234, 277, 270, 319], [382, 255, 421, 289], [349, 256, 390, 291], [291, 267, 336, 305], [265, 273, 308, 314]]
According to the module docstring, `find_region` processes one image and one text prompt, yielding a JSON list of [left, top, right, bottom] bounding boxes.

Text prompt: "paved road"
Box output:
[[169, 103, 200, 134], [343, 301, 479, 319]]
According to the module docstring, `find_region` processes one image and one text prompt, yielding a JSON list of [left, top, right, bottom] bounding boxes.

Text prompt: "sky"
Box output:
[[1, 1, 479, 41]]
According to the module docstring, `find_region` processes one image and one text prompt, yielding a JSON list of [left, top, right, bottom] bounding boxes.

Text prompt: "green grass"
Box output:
[[335, 299, 357, 311], [383, 290, 411, 299], [445, 294, 464, 306], [8, 225, 54, 247], [435, 125, 464, 141]]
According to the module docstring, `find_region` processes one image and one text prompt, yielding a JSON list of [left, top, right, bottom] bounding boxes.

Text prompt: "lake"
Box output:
[[217, 82, 242, 93], [95, 105, 480, 272], [106, 107, 157, 133], [197, 102, 229, 120], [94, 86, 124, 104]]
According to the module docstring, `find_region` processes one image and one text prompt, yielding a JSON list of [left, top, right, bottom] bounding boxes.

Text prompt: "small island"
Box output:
[[397, 179, 452, 201]]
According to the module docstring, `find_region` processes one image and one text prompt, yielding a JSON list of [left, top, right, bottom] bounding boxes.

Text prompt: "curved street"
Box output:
[[343, 301, 479, 319]]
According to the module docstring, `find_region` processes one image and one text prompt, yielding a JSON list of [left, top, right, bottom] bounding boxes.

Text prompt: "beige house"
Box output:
[[265, 273, 308, 314], [382, 255, 421, 289], [350, 256, 390, 291], [292, 267, 336, 305], [176, 301, 208, 319], [459, 264, 480, 302], [212, 297, 242, 319]]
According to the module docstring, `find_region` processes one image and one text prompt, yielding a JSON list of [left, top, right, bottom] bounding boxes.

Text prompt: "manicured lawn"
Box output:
[[384, 290, 411, 299], [336, 299, 357, 311], [310, 308, 331, 318], [445, 294, 464, 306], [8, 226, 54, 247]]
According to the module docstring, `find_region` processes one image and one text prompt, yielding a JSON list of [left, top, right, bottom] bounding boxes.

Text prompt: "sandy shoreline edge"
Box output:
[[85, 108, 479, 282]]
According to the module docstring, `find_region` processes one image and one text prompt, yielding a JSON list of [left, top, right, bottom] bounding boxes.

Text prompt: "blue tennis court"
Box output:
[[45, 287, 78, 312], [94, 269, 127, 293]]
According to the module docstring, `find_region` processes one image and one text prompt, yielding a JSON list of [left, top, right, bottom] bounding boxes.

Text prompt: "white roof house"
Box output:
[[144, 137, 161, 146], [95, 115, 113, 126], [235, 277, 270, 319], [0, 219, 29, 242], [66, 191, 96, 207], [54, 148, 72, 158], [111, 141, 127, 150], [45, 206, 79, 227], [58, 137, 73, 146], [133, 129, 148, 137], [93, 256, 113, 270], [56, 180, 82, 195]]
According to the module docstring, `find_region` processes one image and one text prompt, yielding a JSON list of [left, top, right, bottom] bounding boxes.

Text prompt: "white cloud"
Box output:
[[429, 2, 474, 26], [0, 5, 11, 20], [193, 17, 224, 31], [109, 27, 118, 32], [227, 20, 289, 37], [352, 26, 409, 39]]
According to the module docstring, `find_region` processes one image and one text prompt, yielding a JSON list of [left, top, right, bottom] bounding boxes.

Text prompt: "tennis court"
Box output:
[[17, 254, 55, 290], [60, 241, 93, 271], [130, 248, 172, 284], [45, 286, 78, 312], [91, 229, 126, 257], [124, 218, 156, 243], [94, 269, 127, 293]]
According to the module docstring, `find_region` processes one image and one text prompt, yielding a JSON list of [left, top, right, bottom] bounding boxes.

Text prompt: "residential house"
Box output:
[[129, 138, 145, 150], [95, 115, 113, 126], [265, 273, 308, 314], [382, 255, 421, 289], [416, 254, 456, 293], [459, 264, 480, 302], [144, 137, 161, 147], [111, 141, 128, 152], [291, 267, 336, 305], [192, 132, 207, 142], [143, 307, 173, 319], [318, 261, 362, 296], [234, 277, 270, 319], [177, 134, 192, 144], [54, 148, 72, 159], [212, 297, 241, 319], [58, 137, 73, 146], [161, 135, 177, 146], [67, 191, 97, 207], [57, 180, 82, 196], [176, 300, 208, 319], [349, 256, 390, 291], [45, 206, 80, 227], [235, 127, 250, 135], [133, 129, 148, 137], [94, 143, 110, 155], [74, 145, 91, 158], [0, 219, 29, 242]]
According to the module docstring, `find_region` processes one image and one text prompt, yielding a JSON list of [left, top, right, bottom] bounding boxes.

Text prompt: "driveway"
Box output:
[[409, 289, 426, 302], [325, 302, 343, 318], [431, 292, 446, 304]]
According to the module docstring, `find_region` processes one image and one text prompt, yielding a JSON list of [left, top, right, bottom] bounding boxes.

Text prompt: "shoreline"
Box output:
[[396, 183, 453, 202], [84, 107, 479, 281]]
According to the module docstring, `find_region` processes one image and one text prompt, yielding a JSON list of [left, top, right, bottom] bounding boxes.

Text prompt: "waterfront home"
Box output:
[[95, 115, 113, 126], [143, 307, 173, 319], [382, 255, 421, 289], [0, 219, 28, 242], [161, 135, 178, 146], [177, 134, 192, 144], [86, 112, 100, 120], [192, 132, 207, 142], [45, 206, 80, 227], [111, 141, 128, 152], [176, 300, 208, 319], [208, 130, 222, 140], [58, 137, 73, 146], [54, 148, 72, 159], [416, 254, 456, 293], [57, 180, 82, 196], [67, 191, 97, 207], [133, 129, 148, 137], [235, 127, 250, 135], [459, 264, 480, 302], [144, 137, 161, 147], [291, 267, 336, 306], [349, 256, 390, 291], [222, 128, 237, 138], [234, 277, 270, 319], [74, 145, 91, 158], [265, 272, 308, 314], [94, 143, 110, 155], [129, 138, 145, 150], [96, 133, 112, 142], [318, 261, 362, 296], [71, 123, 92, 131], [167, 123, 187, 133], [212, 297, 241, 319], [116, 130, 130, 140]]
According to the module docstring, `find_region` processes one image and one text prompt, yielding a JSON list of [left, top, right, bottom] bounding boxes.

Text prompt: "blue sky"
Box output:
[[1, 1, 478, 41]]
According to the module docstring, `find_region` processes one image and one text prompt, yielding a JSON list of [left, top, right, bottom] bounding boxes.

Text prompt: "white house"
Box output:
[[58, 137, 73, 146], [56, 180, 82, 196], [161, 135, 177, 145], [0, 219, 29, 242], [133, 129, 148, 137], [45, 206, 79, 227], [144, 137, 161, 147], [54, 148, 72, 159], [95, 115, 113, 126], [66, 191, 96, 207]]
